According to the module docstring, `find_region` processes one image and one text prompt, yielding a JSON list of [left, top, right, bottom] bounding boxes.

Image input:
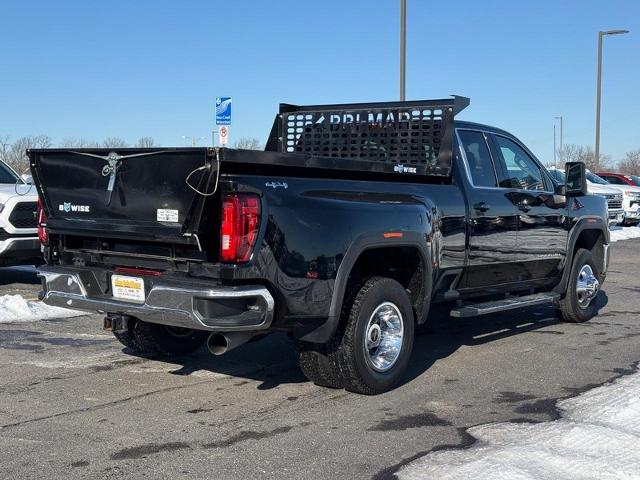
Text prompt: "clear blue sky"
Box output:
[[1, 0, 637, 163]]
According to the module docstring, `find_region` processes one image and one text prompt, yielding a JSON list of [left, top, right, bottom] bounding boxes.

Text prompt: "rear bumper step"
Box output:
[[38, 265, 274, 332], [450, 292, 559, 318]]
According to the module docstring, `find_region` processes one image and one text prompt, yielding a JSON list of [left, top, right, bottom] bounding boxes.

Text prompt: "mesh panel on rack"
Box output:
[[267, 97, 469, 177], [284, 107, 449, 165]]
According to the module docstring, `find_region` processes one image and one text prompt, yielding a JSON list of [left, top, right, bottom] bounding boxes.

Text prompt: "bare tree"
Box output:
[[0, 135, 11, 165], [618, 149, 640, 176], [1, 135, 53, 173], [59, 137, 101, 148], [102, 137, 129, 148], [233, 137, 262, 150], [135, 136, 156, 148], [556, 144, 610, 172]]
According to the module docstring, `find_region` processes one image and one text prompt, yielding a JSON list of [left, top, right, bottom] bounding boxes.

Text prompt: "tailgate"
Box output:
[[30, 148, 217, 242]]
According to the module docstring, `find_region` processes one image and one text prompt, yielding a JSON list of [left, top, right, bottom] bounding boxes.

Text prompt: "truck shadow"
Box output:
[[0, 265, 40, 286], [127, 291, 608, 391], [403, 290, 609, 386], [161, 332, 308, 389]]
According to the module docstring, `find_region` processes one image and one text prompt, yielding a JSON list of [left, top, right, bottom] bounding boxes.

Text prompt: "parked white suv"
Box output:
[[548, 167, 624, 226], [0, 160, 41, 266], [585, 171, 640, 226]]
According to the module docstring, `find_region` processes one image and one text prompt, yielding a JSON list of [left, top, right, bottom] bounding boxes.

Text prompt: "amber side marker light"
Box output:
[[383, 232, 404, 239]]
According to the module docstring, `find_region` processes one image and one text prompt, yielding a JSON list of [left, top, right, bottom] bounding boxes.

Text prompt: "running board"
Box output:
[[450, 292, 559, 318]]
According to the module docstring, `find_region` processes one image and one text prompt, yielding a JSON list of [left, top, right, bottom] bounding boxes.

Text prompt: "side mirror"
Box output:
[[21, 174, 33, 185], [554, 183, 566, 196], [565, 162, 587, 196]]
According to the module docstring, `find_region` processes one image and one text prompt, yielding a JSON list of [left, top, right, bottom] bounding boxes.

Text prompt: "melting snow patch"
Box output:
[[609, 225, 640, 243], [399, 367, 640, 480], [0, 295, 85, 323]]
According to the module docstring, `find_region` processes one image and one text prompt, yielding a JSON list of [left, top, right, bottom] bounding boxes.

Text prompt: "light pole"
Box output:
[[181, 135, 206, 147], [554, 116, 563, 165], [553, 124, 557, 168], [400, 0, 406, 101], [595, 29, 629, 170]]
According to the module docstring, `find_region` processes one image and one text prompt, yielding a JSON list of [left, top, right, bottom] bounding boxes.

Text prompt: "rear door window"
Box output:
[[458, 130, 497, 188]]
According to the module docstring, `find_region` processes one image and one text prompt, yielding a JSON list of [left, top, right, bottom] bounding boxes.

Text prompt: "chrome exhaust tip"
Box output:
[[207, 332, 254, 356]]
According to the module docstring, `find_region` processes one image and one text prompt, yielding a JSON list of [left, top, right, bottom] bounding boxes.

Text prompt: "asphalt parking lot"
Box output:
[[0, 240, 639, 480]]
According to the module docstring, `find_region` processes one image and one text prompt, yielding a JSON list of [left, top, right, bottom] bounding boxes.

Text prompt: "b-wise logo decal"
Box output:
[[59, 203, 91, 213], [393, 164, 417, 174]]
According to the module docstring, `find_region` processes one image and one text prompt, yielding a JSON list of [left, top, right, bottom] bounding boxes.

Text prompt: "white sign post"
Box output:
[[219, 126, 229, 146]]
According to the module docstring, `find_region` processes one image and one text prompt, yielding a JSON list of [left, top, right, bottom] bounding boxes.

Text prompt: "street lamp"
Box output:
[[181, 135, 206, 147], [400, 0, 406, 101], [594, 29, 629, 170], [554, 116, 563, 165], [553, 124, 557, 168]]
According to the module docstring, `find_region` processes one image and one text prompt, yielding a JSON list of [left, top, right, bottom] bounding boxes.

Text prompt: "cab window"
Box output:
[[494, 135, 546, 191], [458, 130, 497, 188], [548, 169, 566, 184], [604, 175, 625, 185], [0, 162, 19, 184]]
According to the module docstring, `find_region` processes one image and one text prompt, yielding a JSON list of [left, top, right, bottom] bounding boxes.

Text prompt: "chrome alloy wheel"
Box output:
[[364, 302, 404, 372], [576, 264, 599, 309]]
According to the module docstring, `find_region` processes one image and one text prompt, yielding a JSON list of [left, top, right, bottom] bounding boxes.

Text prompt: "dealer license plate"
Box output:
[[111, 275, 146, 303]]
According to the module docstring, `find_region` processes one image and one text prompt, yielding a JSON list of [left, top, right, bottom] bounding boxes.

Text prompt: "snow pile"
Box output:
[[609, 225, 640, 243], [399, 368, 640, 480], [0, 295, 85, 323]]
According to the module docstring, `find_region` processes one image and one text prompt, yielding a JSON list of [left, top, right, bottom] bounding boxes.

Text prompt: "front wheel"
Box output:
[[556, 248, 600, 323]]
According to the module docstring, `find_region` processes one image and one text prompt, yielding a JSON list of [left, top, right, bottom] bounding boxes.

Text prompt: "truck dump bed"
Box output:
[[29, 96, 469, 257]]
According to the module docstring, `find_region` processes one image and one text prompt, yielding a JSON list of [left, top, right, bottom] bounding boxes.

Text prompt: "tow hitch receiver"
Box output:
[[104, 314, 130, 333]]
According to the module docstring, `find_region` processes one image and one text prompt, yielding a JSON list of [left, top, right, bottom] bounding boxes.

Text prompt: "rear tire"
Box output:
[[557, 248, 600, 323], [297, 342, 344, 389], [112, 318, 208, 356], [297, 277, 415, 395]]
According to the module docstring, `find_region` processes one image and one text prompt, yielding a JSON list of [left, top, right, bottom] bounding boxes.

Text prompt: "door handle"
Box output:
[[517, 203, 531, 213], [473, 202, 490, 212]]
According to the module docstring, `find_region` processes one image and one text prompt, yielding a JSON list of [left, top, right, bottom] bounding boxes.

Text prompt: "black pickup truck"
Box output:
[[30, 97, 608, 394]]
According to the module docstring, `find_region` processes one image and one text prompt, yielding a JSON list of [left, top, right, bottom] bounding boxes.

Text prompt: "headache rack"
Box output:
[[263, 96, 469, 177]]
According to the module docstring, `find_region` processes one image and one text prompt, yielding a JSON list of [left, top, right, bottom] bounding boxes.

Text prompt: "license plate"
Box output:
[[111, 275, 146, 303]]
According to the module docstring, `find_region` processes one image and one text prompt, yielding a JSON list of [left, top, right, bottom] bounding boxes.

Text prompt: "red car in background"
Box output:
[[597, 172, 640, 187]]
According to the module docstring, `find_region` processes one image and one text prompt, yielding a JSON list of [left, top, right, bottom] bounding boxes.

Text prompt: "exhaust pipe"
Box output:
[[207, 332, 255, 356]]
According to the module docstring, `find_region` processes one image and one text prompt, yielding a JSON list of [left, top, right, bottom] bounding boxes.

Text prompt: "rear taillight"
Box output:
[[37, 198, 48, 246], [220, 193, 261, 263]]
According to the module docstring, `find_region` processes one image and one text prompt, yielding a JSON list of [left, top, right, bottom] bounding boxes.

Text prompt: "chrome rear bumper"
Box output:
[[38, 265, 274, 332]]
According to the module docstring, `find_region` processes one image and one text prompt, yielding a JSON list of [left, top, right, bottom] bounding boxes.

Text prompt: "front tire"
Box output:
[[557, 248, 600, 323]]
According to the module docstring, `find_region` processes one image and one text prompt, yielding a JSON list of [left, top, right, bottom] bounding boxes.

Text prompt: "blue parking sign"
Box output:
[[216, 97, 232, 125]]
